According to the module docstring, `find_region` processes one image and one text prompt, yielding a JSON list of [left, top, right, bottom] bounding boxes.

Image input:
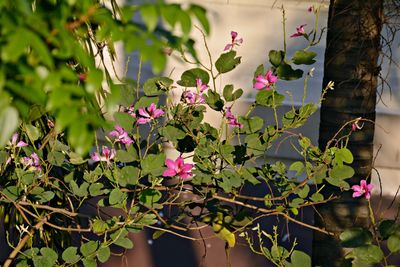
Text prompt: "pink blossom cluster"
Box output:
[[290, 24, 307, 38], [137, 103, 165, 124], [91, 146, 116, 165], [352, 180, 374, 200], [253, 70, 278, 90], [109, 125, 134, 146], [224, 31, 243, 51], [10, 133, 28, 148], [225, 107, 243, 128], [163, 156, 193, 179], [182, 78, 208, 105], [22, 153, 41, 171]]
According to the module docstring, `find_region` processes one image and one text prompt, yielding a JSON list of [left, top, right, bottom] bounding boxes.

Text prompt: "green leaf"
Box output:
[[204, 90, 224, 111], [340, 228, 373, 248], [25, 124, 41, 141], [114, 236, 134, 249], [141, 5, 158, 32], [310, 192, 324, 202], [40, 248, 58, 265], [223, 84, 234, 101], [329, 165, 354, 180], [143, 77, 173, 96], [159, 122, 186, 141], [48, 151, 65, 166], [92, 219, 109, 234], [177, 68, 209, 87], [238, 116, 264, 134], [289, 161, 305, 176], [276, 63, 303, 80], [97, 246, 111, 263], [335, 148, 354, 165], [378, 220, 398, 239], [289, 198, 304, 208], [70, 181, 89, 197], [113, 112, 135, 132], [80, 241, 99, 257], [117, 82, 136, 107], [388, 234, 400, 253], [269, 50, 285, 67], [116, 145, 138, 163], [34, 191, 55, 203], [292, 50, 317, 65], [69, 152, 86, 165], [111, 229, 134, 249], [139, 189, 162, 206], [82, 258, 97, 267], [346, 245, 384, 265], [142, 153, 166, 176], [2, 186, 21, 201], [121, 166, 140, 185], [212, 222, 235, 248], [62, 247, 80, 264], [256, 90, 284, 107], [85, 69, 103, 94], [0, 106, 19, 147], [177, 9, 191, 36], [189, 4, 210, 34], [215, 50, 241, 74], [109, 188, 127, 205], [289, 250, 311, 267], [297, 184, 310, 199]]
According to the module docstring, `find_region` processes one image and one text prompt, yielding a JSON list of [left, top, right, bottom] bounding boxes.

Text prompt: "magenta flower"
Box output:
[[352, 180, 374, 200], [253, 70, 278, 90], [125, 105, 136, 118], [196, 78, 209, 93], [182, 91, 205, 105], [163, 156, 193, 179], [11, 133, 28, 148], [91, 146, 116, 164], [22, 152, 41, 171], [290, 24, 307, 38], [224, 31, 243, 51], [137, 103, 165, 124], [225, 107, 243, 128], [351, 121, 363, 131], [109, 125, 134, 146]]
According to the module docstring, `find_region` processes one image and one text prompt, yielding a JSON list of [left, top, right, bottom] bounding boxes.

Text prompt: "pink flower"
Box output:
[[196, 78, 209, 93], [290, 24, 307, 38], [137, 103, 165, 124], [351, 121, 363, 131], [11, 133, 28, 148], [163, 156, 193, 179], [125, 105, 136, 118], [224, 31, 243, 51], [352, 180, 374, 200], [253, 70, 278, 90], [91, 146, 116, 164], [22, 152, 41, 171], [182, 91, 205, 105], [308, 6, 314, 13], [225, 107, 243, 128], [109, 125, 134, 146]]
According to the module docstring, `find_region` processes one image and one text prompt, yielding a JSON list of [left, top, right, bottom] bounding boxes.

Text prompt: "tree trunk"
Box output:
[[312, 1, 383, 266]]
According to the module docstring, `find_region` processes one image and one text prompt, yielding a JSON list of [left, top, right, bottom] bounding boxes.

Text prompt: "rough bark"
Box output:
[[312, 1, 384, 266]]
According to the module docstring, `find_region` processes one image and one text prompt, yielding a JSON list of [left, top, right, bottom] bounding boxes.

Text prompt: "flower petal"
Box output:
[[163, 169, 177, 177], [165, 159, 176, 170]]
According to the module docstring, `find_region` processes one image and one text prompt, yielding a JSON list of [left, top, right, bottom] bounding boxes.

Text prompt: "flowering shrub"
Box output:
[[1, 3, 391, 267]]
